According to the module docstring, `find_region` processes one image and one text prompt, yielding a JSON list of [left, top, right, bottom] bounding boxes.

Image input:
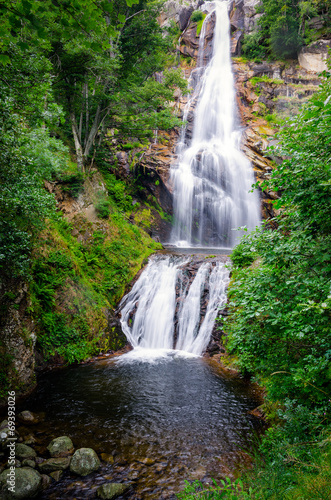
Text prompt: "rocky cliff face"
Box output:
[[0, 280, 37, 399]]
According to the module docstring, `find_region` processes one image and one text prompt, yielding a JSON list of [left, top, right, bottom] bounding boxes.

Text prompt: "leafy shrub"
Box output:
[[230, 236, 258, 268], [191, 10, 204, 23], [58, 171, 84, 198], [177, 478, 252, 499], [95, 196, 111, 219]]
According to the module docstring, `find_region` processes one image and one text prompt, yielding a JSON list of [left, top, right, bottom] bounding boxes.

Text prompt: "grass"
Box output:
[[29, 171, 161, 364]]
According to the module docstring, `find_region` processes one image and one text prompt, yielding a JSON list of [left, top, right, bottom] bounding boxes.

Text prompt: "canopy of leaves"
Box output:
[[242, 0, 331, 59]]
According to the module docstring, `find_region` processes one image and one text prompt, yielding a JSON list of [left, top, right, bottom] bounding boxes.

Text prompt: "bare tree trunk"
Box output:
[[78, 85, 85, 143], [84, 83, 89, 149], [83, 104, 102, 159], [70, 111, 84, 172]]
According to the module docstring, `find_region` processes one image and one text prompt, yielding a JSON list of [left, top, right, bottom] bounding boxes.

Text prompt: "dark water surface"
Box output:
[[20, 356, 263, 499]]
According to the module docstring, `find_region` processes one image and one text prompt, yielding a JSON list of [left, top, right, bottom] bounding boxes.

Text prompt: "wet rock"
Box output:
[[70, 448, 100, 476], [21, 460, 35, 469], [100, 453, 114, 465], [231, 29, 243, 56], [0, 467, 42, 499], [0, 420, 8, 430], [179, 6, 194, 30], [97, 482, 130, 499], [15, 444, 36, 460], [47, 436, 74, 457], [40, 474, 52, 490], [0, 427, 11, 452], [17, 411, 40, 426], [38, 457, 71, 474], [137, 457, 155, 466], [49, 470, 62, 481], [23, 435, 37, 446]]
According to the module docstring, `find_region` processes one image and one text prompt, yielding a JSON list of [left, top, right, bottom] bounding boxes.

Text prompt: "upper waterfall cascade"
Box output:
[[171, 0, 260, 248]]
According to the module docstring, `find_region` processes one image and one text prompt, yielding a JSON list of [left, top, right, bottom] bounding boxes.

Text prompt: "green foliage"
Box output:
[[242, 31, 268, 60], [230, 236, 258, 268], [177, 478, 253, 499], [221, 68, 331, 500], [191, 10, 204, 23], [250, 76, 284, 86], [95, 195, 111, 219], [57, 171, 85, 198], [30, 206, 160, 363], [0, 93, 68, 278], [243, 0, 331, 60]]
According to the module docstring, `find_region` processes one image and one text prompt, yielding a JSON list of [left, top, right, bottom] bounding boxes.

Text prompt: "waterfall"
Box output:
[[118, 0, 260, 359], [119, 255, 229, 358], [171, 0, 260, 248]]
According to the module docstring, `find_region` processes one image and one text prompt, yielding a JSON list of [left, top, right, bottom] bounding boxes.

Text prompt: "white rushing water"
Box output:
[[118, 0, 259, 360], [118, 255, 229, 359], [171, 0, 260, 248]]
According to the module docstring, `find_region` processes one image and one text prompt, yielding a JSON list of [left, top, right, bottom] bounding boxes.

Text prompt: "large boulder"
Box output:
[[47, 436, 74, 457], [70, 448, 100, 476], [0, 467, 42, 499], [97, 483, 130, 500], [299, 40, 330, 73]]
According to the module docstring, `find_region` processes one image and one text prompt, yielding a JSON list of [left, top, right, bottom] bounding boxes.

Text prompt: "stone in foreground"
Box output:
[[0, 467, 42, 499], [97, 482, 130, 500], [17, 411, 40, 425], [38, 457, 71, 473], [47, 436, 74, 457], [15, 444, 36, 460], [70, 448, 100, 476]]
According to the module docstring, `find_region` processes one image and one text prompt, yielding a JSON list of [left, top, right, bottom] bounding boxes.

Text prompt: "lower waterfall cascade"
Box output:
[[119, 255, 229, 357], [118, 0, 260, 358]]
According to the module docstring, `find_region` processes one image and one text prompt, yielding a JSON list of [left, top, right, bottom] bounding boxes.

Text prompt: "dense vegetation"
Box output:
[[242, 0, 331, 59], [0, 0, 184, 397]]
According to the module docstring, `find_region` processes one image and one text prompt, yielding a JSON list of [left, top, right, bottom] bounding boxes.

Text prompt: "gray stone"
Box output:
[[17, 412, 39, 426], [70, 448, 100, 476], [0, 421, 8, 430], [0, 467, 42, 499], [47, 436, 73, 457], [49, 470, 62, 481], [15, 444, 36, 460], [179, 6, 193, 30], [38, 457, 70, 474], [299, 40, 330, 73], [97, 483, 130, 500], [21, 460, 35, 469], [0, 427, 11, 452], [40, 474, 51, 490]]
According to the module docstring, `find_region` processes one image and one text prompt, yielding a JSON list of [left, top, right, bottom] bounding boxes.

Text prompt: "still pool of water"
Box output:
[[19, 355, 264, 499]]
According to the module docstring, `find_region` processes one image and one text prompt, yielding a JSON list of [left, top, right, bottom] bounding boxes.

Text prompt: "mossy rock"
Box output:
[[97, 482, 130, 499], [47, 436, 74, 457], [70, 448, 100, 476], [38, 457, 70, 474], [0, 467, 42, 499], [15, 444, 36, 460]]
